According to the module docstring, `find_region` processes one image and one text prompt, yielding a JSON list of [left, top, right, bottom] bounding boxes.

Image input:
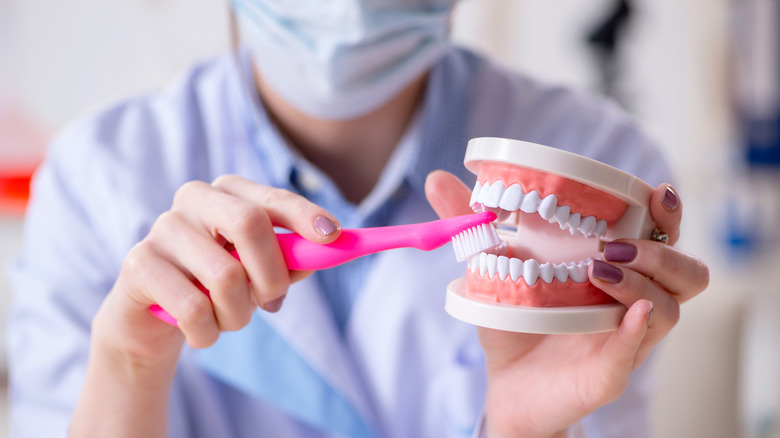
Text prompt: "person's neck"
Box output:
[[255, 72, 427, 205]]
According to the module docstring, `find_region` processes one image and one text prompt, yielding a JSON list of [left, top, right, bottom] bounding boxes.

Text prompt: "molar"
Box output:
[[566, 212, 581, 230], [554, 205, 570, 225], [580, 215, 596, 235], [594, 220, 607, 237], [567, 262, 588, 282], [553, 262, 569, 282]]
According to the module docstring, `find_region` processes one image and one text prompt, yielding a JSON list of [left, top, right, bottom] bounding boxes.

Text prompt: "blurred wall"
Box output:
[[0, 1, 233, 434], [2, 1, 776, 438], [1, 0, 231, 130]]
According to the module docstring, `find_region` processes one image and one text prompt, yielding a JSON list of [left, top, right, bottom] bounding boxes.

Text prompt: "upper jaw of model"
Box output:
[[466, 160, 629, 307]]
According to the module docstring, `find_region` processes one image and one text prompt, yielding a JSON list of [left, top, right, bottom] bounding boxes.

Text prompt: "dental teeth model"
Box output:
[[445, 138, 657, 334]]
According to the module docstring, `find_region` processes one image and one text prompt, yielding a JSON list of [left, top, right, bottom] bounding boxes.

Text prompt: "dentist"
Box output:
[[7, 1, 709, 437]]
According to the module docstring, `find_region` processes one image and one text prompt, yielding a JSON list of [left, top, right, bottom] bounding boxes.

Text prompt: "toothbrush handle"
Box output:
[[149, 231, 376, 326], [276, 229, 417, 271], [148, 212, 496, 326]]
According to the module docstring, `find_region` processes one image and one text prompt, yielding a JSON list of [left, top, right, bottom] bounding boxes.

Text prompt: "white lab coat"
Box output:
[[7, 47, 671, 438]]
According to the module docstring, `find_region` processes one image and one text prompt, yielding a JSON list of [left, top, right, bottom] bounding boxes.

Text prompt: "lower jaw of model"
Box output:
[[466, 162, 628, 307]]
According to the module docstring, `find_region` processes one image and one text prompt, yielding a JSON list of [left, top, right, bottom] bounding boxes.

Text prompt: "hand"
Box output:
[[425, 170, 709, 438], [93, 175, 341, 369], [72, 175, 341, 436]]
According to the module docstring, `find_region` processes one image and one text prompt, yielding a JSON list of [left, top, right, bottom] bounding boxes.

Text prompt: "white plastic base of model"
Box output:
[[445, 278, 627, 334]]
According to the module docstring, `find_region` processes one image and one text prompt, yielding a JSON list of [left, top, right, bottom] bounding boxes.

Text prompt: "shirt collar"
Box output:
[[409, 47, 482, 195]]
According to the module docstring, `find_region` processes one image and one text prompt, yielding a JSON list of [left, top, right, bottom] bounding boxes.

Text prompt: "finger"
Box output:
[[425, 170, 474, 219], [151, 211, 254, 331], [211, 175, 341, 243], [289, 270, 314, 284], [589, 260, 681, 332], [123, 243, 220, 349], [602, 299, 652, 372], [172, 180, 290, 309], [603, 240, 710, 303], [649, 184, 682, 245]]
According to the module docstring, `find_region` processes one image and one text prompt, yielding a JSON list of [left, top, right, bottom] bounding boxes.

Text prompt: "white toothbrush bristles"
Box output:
[[452, 223, 502, 262]]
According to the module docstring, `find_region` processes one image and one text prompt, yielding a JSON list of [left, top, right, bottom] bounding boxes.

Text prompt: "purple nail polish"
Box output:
[[604, 242, 637, 263], [264, 295, 286, 313], [592, 260, 623, 284], [314, 216, 338, 237], [662, 186, 679, 211]]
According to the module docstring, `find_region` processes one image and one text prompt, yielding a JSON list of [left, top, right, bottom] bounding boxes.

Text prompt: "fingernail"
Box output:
[[662, 186, 679, 211], [314, 215, 338, 237], [264, 295, 286, 313], [604, 242, 637, 263], [592, 260, 623, 284]]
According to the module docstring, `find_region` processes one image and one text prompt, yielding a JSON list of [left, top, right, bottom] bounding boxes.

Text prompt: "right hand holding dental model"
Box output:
[[70, 175, 340, 437], [425, 169, 709, 438]]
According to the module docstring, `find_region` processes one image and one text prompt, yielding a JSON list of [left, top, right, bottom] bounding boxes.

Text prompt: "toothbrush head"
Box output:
[[451, 222, 503, 262], [417, 211, 500, 261]]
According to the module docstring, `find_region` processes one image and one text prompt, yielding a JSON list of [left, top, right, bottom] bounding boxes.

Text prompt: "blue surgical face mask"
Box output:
[[231, 0, 457, 120]]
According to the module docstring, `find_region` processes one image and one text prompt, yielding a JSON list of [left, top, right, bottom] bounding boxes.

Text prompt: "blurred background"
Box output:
[[1, 0, 779, 437]]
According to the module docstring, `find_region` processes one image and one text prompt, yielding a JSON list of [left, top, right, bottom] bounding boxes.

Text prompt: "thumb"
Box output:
[[603, 299, 652, 370], [425, 170, 474, 219]]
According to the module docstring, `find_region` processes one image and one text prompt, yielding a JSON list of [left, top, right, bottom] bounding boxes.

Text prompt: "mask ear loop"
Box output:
[[228, 5, 240, 52], [228, 4, 244, 92]]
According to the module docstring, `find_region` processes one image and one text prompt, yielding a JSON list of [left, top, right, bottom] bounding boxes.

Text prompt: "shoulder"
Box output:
[[45, 53, 245, 192], [466, 54, 673, 186], [52, 53, 241, 173], [35, 53, 245, 250]]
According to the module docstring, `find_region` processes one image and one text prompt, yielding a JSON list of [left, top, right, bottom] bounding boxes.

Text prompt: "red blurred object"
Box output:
[[0, 163, 37, 215], [0, 99, 49, 216]]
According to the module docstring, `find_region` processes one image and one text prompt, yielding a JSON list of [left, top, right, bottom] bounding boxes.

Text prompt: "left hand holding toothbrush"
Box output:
[[71, 176, 343, 436], [425, 170, 709, 438]]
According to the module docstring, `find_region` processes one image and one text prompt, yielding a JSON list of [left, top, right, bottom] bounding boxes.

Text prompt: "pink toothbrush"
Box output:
[[150, 211, 500, 326]]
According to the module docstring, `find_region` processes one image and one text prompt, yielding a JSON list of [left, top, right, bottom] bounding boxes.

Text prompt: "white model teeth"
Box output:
[[469, 253, 591, 285], [499, 184, 523, 211], [520, 190, 541, 214], [523, 259, 540, 286], [484, 180, 504, 206], [580, 215, 596, 235], [470, 181, 607, 238], [538, 194, 558, 220]]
